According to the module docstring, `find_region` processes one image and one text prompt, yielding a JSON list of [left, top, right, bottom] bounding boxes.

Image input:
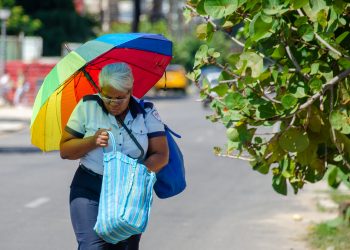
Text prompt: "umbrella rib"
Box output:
[[86, 57, 112, 69], [73, 70, 83, 89], [55, 67, 98, 96], [82, 67, 100, 92], [56, 70, 83, 95]]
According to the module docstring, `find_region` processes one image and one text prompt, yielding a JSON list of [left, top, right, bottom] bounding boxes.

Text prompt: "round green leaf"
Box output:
[[317, 9, 328, 28], [299, 24, 314, 42], [226, 127, 240, 141], [249, 13, 273, 41], [224, 92, 247, 109], [262, 0, 285, 15], [310, 63, 320, 75], [264, 135, 286, 164], [309, 0, 327, 13], [310, 78, 323, 93], [294, 16, 308, 27], [330, 111, 345, 130], [256, 102, 277, 119], [339, 58, 350, 70], [272, 175, 287, 195], [236, 52, 264, 78], [281, 94, 298, 109], [296, 141, 318, 165], [212, 52, 221, 58], [279, 128, 310, 152], [271, 45, 285, 59], [291, 0, 309, 9], [222, 20, 234, 29], [330, 111, 350, 134], [290, 82, 308, 98], [260, 13, 273, 23], [211, 84, 228, 97], [196, 23, 208, 40], [204, 0, 239, 19], [197, 0, 207, 15]]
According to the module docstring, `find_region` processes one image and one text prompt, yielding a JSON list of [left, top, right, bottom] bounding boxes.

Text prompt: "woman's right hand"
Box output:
[[94, 129, 110, 147]]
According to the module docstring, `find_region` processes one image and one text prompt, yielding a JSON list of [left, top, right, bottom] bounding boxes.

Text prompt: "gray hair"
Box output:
[[99, 63, 134, 92]]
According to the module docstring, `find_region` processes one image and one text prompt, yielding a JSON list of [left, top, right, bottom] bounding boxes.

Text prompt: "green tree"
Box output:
[[16, 0, 97, 56], [0, 0, 41, 35], [185, 0, 350, 195]]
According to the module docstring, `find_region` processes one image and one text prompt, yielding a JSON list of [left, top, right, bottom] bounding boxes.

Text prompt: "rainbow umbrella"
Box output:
[[30, 33, 172, 151]]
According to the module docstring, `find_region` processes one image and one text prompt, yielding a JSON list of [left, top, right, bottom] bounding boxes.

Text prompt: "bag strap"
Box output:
[[115, 116, 145, 162], [102, 131, 117, 154], [106, 131, 117, 152], [165, 125, 181, 138]]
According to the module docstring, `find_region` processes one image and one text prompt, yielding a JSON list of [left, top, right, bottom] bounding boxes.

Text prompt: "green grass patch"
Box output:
[[308, 218, 350, 250], [308, 189, 350, 250], [330, 191, 350, 205]]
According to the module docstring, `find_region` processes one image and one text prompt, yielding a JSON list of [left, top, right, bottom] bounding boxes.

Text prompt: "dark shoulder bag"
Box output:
[[134, 100, 186, 199]]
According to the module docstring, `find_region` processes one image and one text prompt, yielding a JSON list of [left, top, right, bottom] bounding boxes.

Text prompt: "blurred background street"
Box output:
[[0, 91, 335, 250]]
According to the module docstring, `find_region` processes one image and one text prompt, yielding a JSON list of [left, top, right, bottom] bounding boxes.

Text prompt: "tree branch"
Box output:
[[297, 9, 350, 60], [185, 4, 245, 47], [217, 153, 255, 161], [214, 61, 239, 78], [299, 68, 350, 110], [256, 81, 282, 104], [194, 79, 227, 105], [285, 45, 310, 81]]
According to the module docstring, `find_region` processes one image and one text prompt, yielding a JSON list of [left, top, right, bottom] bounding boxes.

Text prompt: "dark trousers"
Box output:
[[70, 166, 141, 250]]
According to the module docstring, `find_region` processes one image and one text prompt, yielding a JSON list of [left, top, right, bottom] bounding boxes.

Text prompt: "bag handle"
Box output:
[[103, 131, 117, 153], [115, 116, 145, 162]]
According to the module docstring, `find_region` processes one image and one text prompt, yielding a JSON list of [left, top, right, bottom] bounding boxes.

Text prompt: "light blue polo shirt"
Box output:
[[65, 94, 165, 175]]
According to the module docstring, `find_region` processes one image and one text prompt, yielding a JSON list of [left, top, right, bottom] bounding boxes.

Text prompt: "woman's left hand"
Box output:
[[94, 129, 110, 147]]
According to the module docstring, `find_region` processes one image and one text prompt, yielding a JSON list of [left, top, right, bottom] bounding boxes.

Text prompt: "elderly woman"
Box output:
[[60, 62, 169, 250]]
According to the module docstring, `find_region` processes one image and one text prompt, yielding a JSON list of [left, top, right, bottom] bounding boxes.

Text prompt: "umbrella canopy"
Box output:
[[31, 33, 172, 151]]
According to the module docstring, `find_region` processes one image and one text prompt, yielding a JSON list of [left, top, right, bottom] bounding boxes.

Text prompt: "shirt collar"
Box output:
[[129, 96, 146, 119]]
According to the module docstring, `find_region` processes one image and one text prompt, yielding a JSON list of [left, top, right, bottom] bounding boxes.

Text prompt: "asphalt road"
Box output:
[[0, 94, 311, 250]]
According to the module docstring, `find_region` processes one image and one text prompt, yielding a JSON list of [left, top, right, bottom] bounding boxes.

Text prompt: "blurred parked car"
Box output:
[[154, 64, 188, 93], [199, 66, 222, 107]]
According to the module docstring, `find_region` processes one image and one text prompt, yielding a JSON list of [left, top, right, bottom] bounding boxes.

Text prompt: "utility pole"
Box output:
[[132, 0, 141, 32], [100, 0, 110, 32]]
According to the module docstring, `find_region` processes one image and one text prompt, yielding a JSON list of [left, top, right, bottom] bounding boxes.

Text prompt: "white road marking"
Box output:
[[25, 197, 50, 208]]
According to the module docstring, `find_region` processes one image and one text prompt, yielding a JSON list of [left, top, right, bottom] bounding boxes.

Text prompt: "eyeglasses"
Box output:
[[99, 93, 129, 105]]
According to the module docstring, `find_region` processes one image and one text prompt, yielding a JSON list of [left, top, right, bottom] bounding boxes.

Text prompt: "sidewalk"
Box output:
[[0, 105, 32, 134]]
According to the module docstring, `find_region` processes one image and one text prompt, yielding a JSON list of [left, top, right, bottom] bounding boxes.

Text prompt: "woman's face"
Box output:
[[99, 85, 131, 116]]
